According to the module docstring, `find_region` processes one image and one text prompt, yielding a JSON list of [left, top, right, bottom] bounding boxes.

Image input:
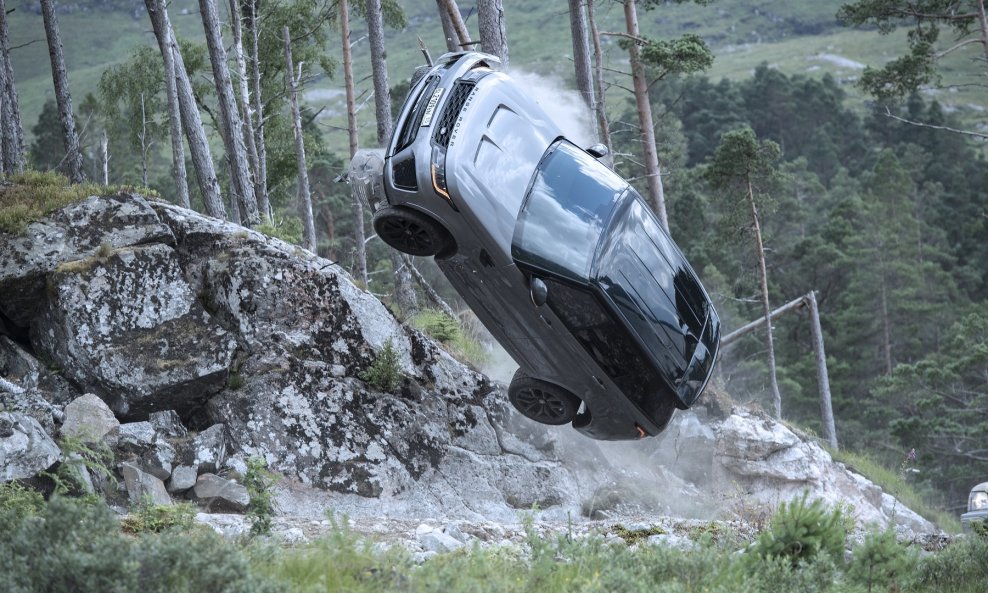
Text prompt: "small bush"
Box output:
[[915, 533, 988, 593], [411, 309, 489, 366], [255, 217, 303, 245], [0, 481, 45, 530], [847, 528, 916, 593], [360, 338, 402, 391], [750, 492, 847, 567], [121, 497, 197, 534], [244, 457, 278, 537]]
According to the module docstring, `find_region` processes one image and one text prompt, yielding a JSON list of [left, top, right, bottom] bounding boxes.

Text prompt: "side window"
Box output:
[[546, 280, 672, 418]]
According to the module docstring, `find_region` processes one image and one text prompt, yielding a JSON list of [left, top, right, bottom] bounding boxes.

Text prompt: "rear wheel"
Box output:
[[373, 206, 453, 257], [508, 370, 581, 425]]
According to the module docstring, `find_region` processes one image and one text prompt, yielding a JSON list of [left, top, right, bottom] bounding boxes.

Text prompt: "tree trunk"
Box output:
[[438, 0, 472, 49], [747, 178, 782, 418], [245, 0, 269, 219], [568, 0, 594, 112], [623, 0, 667, 230], [879, 261, 893, 375], [977, 0, 988, 65], [477, 0, 509, 68], [587, 0, 613, 168], [99, 130, 108, 185], [340, 0, 368, 287], [229, 0, 268, 222], [144, 0, 226, 219], [158, 0, 190, 208], [436, 0, 459, 51], [139, 92, 150, 187], [366, 0, 419, 314], [0, 0, 25, 174], [403, 255, 455, 319], [807, 291, 838, 449], [284, 26, 316, 253], [200, 0, 260, 225], [40, 0, 84, 182]]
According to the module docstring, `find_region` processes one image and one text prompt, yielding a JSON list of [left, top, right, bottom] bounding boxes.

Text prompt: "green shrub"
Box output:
[[121, 497, 197, 534], [42, 436, 116, 496], [255, 217, 303, 245], [915, 534, 988, 593], [244, 457, 278, 537], [411, 309, 489, 366], [0, 482, 45, 531], [847, 528, 916, 593], [360, 338, 402, 391], [750, 492, 847, 567]]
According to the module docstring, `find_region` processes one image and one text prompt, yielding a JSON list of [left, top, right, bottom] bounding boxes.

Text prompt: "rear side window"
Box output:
[[546, 280, 673, 421], [512, 142, 624, 282]]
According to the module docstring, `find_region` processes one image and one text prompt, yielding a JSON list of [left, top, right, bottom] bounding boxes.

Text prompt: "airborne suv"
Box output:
[[367, 52, 720, 440]]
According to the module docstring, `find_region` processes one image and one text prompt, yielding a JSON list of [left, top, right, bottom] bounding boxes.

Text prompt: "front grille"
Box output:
[[432, 82, 475, 148]]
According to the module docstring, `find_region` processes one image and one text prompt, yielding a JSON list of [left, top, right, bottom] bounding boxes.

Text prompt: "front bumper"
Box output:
[[960, 509, 988, 532]]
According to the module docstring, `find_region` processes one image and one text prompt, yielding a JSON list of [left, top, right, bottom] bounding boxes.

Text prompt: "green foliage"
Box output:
[[244, 457, 278, 537], [914, 533, 988, 593], [121, 496, 197, 534], [847, 528, 916, 593], [639, 33, 714, 79], [0, 482, 45, 530], [255, 215, 305, 245], [0, 170, 121, 234], [359, 338, 401, 391], [750, 493, 848, 567], [410, 309, 489, 367]]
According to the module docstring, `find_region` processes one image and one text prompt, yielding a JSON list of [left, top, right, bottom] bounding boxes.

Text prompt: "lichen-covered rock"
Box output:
[[61, 394, 120, 445], [121, 462, 171, 505], [168, 465, 198, 493], [194, 473, 249, 512], [187, 424, 227, 474], [30, 244, 237, 418], [116, 421, 176, 481], [149, 410, 187, 438], [0, 412, 61, 481], [0, 193, 174, 328], [0, 336, 79, 411]]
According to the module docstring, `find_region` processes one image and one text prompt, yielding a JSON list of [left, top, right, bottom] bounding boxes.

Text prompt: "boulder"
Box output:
[[149, 410, 187, 438], [121, 462, 171, 505], [194, 473, 249, 512], [116, 421, 176, 481], [61, 394, 119, 445], [188, 424, 227, 474], [0, 193, 174, 328], [0, 412, 61, 481], [167, 465, 198, 493], [0, 336, 79, 408], [31, 244, 237, 418]]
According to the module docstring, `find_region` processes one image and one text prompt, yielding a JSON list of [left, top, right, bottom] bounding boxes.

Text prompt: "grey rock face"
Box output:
[[0, 194, 174, 327], [149, 410, 187, 438], [116, 421, 176, 481], [0, 336, 79, 408], [0, 412, 61, 481], [168, 465, 198, 493], [30, 243, 237, 418], [189, 424, 227, 474], [61, 394, 119, 445], [194, 473, 249, 512], [121, 462, 171, 505]]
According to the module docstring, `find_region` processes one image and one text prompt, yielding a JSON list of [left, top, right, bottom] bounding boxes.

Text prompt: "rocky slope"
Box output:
[[0, 191, 938, 542]]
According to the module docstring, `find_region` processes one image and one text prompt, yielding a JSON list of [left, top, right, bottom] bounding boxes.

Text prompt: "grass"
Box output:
[[410, 309, 489, 367], [0, 170, 155, 234], [829, 448, 963, 533]]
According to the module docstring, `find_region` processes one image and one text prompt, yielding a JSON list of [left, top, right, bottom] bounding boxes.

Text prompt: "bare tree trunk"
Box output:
[[144, 0, 225, 219], [879, 263, 893, 375], [340, 0, 368, 287], [477, 0, 509, 68], [439, 0, 473, 49], [977, 0, 988, 64], [99, 130, 108, 185], [623, 0, 667, 230], [230, 0, 268, 222], [40, 0, 84, 182], [367, 0, 419, 314], [158, 0, 190, 208], [807, 291, 838, 449], [587, 0, 613, 168], [139, 92, 151, 187], [200, 0, 260, 225], [0, 0, 25, 174], [284, 27, 316, 252], [568, 0, 593, 112], [245, 0, 269, 219], [746, 178, 782, 418], [436, 0, 459, 51], [403, 255, 455, 319]]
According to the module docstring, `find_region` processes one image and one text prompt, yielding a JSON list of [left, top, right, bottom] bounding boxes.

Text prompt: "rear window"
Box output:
[[512, 141, 625, 282]]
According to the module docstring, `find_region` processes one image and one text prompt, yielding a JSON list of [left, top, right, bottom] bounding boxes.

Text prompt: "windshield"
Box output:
[[512, 141, 626, 282]]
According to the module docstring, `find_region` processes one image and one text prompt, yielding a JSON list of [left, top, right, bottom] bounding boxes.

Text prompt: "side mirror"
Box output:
[[586, 143, 609, 159], [529, 277, 548, 307]]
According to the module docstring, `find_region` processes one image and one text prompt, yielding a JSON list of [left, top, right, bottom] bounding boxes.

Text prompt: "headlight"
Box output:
[[431, 147, 450, 202], [971, 490, 988, 511]]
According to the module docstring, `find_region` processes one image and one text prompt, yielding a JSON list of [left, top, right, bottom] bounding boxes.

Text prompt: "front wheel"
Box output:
[[373, 206, 453, 257], [508, 370, 581, 426]]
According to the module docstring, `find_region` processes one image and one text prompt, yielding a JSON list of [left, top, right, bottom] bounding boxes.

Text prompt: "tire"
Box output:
[[373, 206, 453, 257], [508, 370, 581, 426]]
